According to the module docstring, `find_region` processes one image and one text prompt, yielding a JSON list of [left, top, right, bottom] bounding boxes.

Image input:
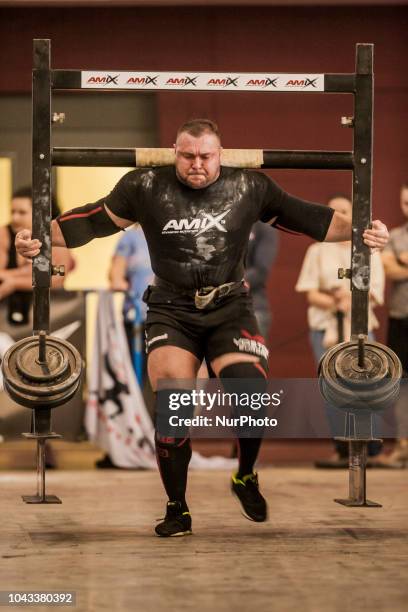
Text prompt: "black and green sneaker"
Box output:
[[155, 501, 192, 537], [231, 472, 268, 522]]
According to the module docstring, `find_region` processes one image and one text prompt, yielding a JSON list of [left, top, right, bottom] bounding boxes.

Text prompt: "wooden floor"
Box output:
[[0, 468, 407, 612], [0, 438, 385, 470]]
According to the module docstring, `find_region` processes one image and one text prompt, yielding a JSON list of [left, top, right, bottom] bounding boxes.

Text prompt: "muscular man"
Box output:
[[16, 119, 389, 536]]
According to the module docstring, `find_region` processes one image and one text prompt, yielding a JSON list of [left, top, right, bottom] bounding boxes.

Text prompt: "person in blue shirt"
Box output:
[[109, 226, 154, 365]]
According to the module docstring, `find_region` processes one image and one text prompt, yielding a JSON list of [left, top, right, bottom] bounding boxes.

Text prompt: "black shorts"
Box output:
[[143, 285, 269, 373]]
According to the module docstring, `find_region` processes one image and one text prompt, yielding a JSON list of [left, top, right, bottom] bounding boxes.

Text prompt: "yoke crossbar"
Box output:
[[32, 40, 373, 339], [52, 148, 354, 170]]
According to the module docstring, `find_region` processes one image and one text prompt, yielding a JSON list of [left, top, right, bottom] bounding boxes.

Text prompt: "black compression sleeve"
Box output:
[[273, 192, 335, 242], [257, 174, 334, 242], [57, 200, 121, 248]]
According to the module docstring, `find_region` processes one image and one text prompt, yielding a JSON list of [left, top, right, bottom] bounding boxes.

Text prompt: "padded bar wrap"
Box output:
[[134, 148, 264, 168], [135, 148, 175, 167], [221, 149, 263, 168]]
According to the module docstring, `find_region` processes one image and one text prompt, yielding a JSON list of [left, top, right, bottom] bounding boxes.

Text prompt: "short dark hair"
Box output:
[[177, 118, 221, 141], [327, 193, 352, 205], [401, 182, 408, 190], [12, 186, 32, 200], [11, 185, 61, 219]]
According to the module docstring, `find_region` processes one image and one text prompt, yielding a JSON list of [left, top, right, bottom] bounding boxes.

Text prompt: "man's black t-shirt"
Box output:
[[104, 166, 334, 289]]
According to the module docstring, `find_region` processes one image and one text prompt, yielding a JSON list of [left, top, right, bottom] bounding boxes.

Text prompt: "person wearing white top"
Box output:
[[296, 195, 385, 467]]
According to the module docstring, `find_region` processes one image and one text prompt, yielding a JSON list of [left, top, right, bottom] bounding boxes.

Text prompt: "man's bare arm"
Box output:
[[15, 204, 133, 260], [382, 251, 408, 281], [104, 204, 134, 229], [15, 221, 67, 259], [324, 211, 351, 242], [0, 273, 32, 301], [0, 226, 10, 269], [325, 212, 389, 251], [109, 255, 129, 291], [307, 289, 337, 310]]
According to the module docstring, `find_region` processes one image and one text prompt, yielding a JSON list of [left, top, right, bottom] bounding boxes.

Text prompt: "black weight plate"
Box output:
[[318, 340, 402, 412], [8, 366, 80, 397], [5, 345, 79, 397], [4, 378, 81, 409], [16, 340, 69, 382], [1, 334, 83, 409], [335, 346, 389, 386]]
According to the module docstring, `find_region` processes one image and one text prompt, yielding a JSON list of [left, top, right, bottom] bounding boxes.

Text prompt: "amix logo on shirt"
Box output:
[[162, 210, 230, 236]]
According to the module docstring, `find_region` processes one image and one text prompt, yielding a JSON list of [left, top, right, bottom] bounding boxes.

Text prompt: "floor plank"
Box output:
[[0, 468, 406, 611]]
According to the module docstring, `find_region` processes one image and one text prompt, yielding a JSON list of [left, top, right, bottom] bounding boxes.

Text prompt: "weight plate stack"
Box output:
[[318, 340, 402, 412], [1, 335, 83, 409]]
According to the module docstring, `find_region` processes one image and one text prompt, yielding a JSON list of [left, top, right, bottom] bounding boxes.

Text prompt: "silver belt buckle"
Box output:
[[195, 286, 217, 310], [194, 282, 236, 310]]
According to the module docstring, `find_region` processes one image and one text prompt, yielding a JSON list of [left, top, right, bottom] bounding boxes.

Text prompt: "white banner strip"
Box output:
[[81, 71, 325, 92]]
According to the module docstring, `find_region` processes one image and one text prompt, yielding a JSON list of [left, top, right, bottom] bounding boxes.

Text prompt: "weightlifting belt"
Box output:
[[153, 276, 244, 310]]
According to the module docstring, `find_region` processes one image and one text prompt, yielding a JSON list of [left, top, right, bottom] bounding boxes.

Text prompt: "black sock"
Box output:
[[236, 437, 263, 478], [154, 388, 194, 512], [218, 363, 267, 480], [155, 435, 191, 512]]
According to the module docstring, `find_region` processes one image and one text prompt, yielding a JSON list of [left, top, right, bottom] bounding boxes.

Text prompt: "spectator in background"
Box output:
[[0, 187, 75, 469], [375, 182, 408, 467], [0, 186, 74, 325], [108, 225, 154, 368], [295, 195, 385, 467], [245, 221, 279, 342]]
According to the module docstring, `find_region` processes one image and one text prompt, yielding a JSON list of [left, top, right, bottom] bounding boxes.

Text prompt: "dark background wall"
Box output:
[[0, 93, 157, 187], [1, 5, 407, 375]]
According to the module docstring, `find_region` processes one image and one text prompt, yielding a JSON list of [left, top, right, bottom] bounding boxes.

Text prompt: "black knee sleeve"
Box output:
[[219, 362, 267, 381], [219, 362, 268, 405], [155, 388, 195, 440], [219, 362, 267, 438]]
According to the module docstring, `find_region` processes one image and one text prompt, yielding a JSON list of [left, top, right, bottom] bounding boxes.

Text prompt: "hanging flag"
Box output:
[[85, 291, 156, 468], [0, 332, 14, 392]]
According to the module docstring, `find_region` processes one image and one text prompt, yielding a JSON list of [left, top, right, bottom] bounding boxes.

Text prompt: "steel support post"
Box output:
[[335, 439, 382, 507], [350, 44, 374, 338], [32, 39, 52, 334], [22, 408, 62, 504]]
